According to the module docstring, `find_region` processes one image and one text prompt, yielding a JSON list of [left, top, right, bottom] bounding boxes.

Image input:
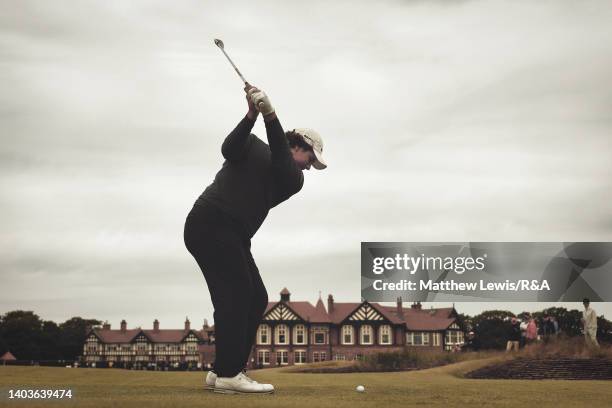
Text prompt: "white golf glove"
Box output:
[[248, 88, 275, 116]]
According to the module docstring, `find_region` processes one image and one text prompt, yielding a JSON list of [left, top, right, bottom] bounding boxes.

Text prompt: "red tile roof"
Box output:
[[313, 298, 331, 322], [91, 327, 214, 344], [264, 301, 331, 323], [264, 294, 458, 331], [142, 329, 191, 343], [1, 351, 16, 361], [400, 309, 455, 331], [370, 303, 405, 324], [328, 302, 360, 324], [93, 329, 141, 343]]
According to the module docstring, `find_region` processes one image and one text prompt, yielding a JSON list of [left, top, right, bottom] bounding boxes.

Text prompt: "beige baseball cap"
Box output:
[[293, 128, 327, 170]]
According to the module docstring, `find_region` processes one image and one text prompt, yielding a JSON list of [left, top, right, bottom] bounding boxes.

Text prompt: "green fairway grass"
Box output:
[[1, 357, 611, 408]]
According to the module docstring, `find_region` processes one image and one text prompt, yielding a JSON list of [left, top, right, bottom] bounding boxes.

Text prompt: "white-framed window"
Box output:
[[312, 326, 327, 344], [257, 350, 270, 365], [276, 350, 288, 365], [341, 325, 354, 345], [294, 324, 306, 345], [433, 332, 441, 347], [445, 330, 465, 344], [334, 354, 346, 361], [294, 350, 306, 364], [86, 336, 99, 354], [275, 324, 288, 345], [312, 351, 327, 362], [407, 332, 429, 346], [379, 325, 392, 345], [360, 325, 373, 345], [257, 324, 270, 345]]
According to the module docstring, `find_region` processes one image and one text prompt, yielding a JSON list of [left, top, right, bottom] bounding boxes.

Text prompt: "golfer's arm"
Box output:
[[264, 114, 304, 192], [221, 115, 256, 161]]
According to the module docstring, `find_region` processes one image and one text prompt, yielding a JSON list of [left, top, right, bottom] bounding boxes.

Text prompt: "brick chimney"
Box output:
[[396, 297, 404, 316], [327, 294, 334, 314], [102, 321, 111, 330], [184, 317, 190, 331], [153, 319, 159, 332], [411, 302, 422, 310], [120, 319, 127, 332], [280, 287, 290, 302]]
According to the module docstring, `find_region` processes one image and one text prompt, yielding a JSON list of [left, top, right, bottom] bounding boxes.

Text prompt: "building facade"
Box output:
[[81, 288, 464, 369], [82, 317, 215, 368], [248, 288, 464, 368]]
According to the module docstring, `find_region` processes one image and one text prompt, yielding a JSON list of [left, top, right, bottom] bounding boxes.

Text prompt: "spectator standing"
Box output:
[[525, 315, 538, 344], [582, 298, 599, 348], [551, 316, 559, 336], [506, 317, 521, 352]]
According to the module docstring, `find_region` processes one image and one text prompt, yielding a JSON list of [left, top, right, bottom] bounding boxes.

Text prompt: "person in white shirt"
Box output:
[[581, 298, 599, 347]]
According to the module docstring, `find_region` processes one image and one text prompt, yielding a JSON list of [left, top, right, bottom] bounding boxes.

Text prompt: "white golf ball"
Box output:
[[356, 385, 365, 392]]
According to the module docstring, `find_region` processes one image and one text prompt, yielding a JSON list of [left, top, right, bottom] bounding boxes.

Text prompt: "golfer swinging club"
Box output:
[[183, 84, 327, 394]]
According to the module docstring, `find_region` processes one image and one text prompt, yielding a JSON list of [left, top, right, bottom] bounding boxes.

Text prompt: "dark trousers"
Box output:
[[183, 202, 268, 377]]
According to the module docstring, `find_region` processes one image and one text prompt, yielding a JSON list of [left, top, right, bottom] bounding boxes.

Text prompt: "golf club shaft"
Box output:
[[214, 39, 264, 109], [218, 48, 247, 84]]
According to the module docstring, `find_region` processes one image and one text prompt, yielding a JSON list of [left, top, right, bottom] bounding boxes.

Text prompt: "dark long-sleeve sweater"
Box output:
[[194, 115, 304, 239], [508, 322, 521, 341]]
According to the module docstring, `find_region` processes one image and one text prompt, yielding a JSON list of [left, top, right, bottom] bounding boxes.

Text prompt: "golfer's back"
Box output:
[[196, 133, 302, 239]]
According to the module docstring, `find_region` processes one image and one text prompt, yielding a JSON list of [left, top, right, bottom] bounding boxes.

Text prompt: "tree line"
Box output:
[[1, 307, 611, 361], [0, 311, 100, 361]]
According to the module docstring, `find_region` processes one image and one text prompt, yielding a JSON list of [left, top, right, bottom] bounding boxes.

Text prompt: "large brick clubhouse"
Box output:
[[81, 288, 464, 368]]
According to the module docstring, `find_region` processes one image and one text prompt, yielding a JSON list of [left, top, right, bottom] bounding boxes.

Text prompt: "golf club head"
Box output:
[[214, 38, 257, 96]]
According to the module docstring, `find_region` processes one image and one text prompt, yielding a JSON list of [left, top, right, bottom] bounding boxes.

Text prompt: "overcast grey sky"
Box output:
[[1, 0, 611, 329]]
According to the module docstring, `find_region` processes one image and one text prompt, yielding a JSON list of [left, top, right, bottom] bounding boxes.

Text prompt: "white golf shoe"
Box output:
[[204, 370, 217, 390], [240, 369, 274, 387], [205, 369, 271, 391], [214, 371, 274, 395]]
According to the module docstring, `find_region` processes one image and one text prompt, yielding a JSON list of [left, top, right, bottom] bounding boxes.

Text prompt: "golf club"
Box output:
[[214, 38, 264, 109]]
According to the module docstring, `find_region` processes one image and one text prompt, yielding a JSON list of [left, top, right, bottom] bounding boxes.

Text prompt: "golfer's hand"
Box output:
[[248, 87, 275, 116], [244, 83, 259, 119]]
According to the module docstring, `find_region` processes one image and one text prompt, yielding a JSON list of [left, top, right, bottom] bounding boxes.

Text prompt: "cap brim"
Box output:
[[313, 149, 327, 170]]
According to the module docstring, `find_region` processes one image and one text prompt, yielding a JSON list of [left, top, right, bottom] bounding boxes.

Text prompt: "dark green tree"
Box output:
[[537, 307, 582, 336], [0, 311, 102, 361], [455, 313, 472, 332], [0, 311, 45, 360], [597, 315, 612, 343], [471, 310, 515, 350], [40, 321, 62, 360], [0, 315, 7, 355], [58, 317, 102, 360]]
